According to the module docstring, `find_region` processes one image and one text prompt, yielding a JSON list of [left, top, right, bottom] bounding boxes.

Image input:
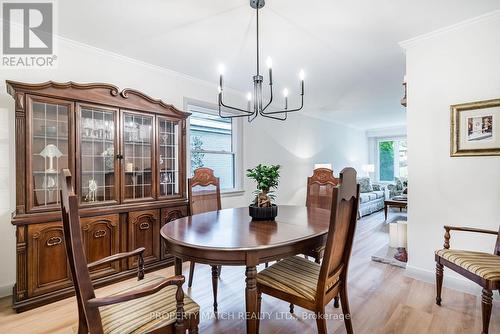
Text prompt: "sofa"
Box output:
[[357, 177, 386, 217]]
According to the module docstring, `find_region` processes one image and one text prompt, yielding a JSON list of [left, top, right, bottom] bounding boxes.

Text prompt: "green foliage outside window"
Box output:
[[191, 136, 205, 170], [379, 141, 394, 181]]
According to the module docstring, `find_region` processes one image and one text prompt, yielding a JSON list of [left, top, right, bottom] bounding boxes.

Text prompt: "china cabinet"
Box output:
[[7, 81, 189, 312]]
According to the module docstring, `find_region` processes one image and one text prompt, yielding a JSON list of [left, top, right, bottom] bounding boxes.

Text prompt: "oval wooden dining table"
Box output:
[[161, 205, 331, 334]]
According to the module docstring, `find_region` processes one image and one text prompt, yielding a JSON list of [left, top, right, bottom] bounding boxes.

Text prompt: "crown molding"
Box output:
[[399, 9, 500, 51], [55, 34, 245, 98]]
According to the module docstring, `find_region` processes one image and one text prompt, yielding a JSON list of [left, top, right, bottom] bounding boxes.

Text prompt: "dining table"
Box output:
[[160, 205, 331, 334]]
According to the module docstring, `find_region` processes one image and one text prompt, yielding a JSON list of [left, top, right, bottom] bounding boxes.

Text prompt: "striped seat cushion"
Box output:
[[257, 256, 325, 301], [99, 275, 199, 334], [436, 249, 500, 281]]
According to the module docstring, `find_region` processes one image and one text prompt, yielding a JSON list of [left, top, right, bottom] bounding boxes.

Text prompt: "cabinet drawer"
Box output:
[[128, 210, 160, 268], [160, 206, 188, 259], [81, 214, 120, 279], [27, 222, 72, 297]]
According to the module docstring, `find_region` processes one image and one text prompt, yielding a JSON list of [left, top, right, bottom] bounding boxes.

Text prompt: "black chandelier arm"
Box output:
[[260, 94, 304, 115], [259, 109, 287, 121], [218, 94, 254, 117], [261, 82, 274, 112], [247, 111, 258, 122]]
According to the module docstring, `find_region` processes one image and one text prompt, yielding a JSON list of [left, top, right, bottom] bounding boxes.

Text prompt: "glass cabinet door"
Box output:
[[158, 117, 180, 198], [78, 104, 118, 205], [122, 112, 154, 201], [29, 96, 72, 211]]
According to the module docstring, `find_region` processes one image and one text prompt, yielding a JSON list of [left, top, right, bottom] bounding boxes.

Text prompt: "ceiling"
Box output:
[[58, 0, 500, 129]]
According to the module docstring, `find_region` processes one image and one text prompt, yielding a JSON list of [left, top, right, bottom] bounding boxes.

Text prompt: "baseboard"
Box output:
[[406, 265, 500, 301], [0, 283, 13, 299]]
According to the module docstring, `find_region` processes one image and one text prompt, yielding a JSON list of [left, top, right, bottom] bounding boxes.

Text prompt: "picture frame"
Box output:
[[450, 98, 500, 157]]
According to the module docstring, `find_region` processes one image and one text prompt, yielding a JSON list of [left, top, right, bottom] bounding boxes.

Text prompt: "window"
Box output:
[[377, 138, 407, 181], [188, 105, 241, 191]]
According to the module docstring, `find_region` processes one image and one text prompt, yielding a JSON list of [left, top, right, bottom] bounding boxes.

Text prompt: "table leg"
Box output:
[[211, 265, 219, 312], [384, 204, 388, 221], [174, 257, 182, 276], [245, 265, 258, 334]]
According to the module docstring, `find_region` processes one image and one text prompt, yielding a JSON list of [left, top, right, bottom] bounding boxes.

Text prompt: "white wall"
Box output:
[[402, 11, 500, 294], [0, 37, 368, 296], [242, 115, 368, 206]]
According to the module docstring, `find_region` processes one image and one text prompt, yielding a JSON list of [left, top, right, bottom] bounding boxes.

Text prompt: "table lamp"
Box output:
[[39, 144, 63, 172], [362, 164, 375, 176]]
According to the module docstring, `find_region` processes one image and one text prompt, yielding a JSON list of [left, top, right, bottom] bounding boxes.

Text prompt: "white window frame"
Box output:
[[375, 136, 407, 183], [184, 99, 244, 196]]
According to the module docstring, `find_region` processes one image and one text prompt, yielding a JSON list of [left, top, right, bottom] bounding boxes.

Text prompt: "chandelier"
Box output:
[[218, 0, 305, 122]]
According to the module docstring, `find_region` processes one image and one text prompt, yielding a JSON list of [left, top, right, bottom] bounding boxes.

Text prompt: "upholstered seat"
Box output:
[[257, 255, 342, 303], [435, 249, 500, 281], [100, 275, 200, 334]]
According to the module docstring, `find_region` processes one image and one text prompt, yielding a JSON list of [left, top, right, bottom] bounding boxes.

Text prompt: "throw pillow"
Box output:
[[358, 177, 373, 193]]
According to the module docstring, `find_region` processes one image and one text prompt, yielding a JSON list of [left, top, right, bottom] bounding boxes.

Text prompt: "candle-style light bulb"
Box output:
[[217, 86, 222, 94], [246, 92, 252, 101], [266, 57, 273, 68], [283, 88, 289, 109], [299, 69, 305, 81], [218, 63, 225, 75]]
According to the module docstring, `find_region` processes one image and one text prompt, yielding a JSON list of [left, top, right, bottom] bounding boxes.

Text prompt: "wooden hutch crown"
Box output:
[[7, 80, 191, 312]]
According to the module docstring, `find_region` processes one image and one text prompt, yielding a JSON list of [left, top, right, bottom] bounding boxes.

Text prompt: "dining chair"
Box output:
[[256, 167, 360, 334], [435, 225, 500, 334], [303, 167, 340, 309], [187, 167, 222, 312], [59, 169, 199, 334], [304, 167, 339, 263]]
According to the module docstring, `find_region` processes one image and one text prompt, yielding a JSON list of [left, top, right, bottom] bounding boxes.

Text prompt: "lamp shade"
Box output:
[[362, 164, 375, 173], [39, 144, 63, 159], [314, 163, 332, 170]]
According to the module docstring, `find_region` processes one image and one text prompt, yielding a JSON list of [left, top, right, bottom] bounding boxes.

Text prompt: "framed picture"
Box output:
[[450, 98, 500, 156]]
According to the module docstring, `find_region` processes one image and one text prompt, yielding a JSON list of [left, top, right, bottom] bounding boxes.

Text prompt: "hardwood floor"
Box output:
[[0, 209, 498, 333]]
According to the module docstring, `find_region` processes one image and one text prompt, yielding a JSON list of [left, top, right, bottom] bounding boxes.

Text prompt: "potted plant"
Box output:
[[246, 164, 281, 220]]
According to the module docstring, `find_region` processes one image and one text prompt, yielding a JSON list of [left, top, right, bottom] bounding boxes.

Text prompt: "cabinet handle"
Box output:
[[94, 230, 107, 238], [139, 222, 150, 230], [46, 236, 62, 247]]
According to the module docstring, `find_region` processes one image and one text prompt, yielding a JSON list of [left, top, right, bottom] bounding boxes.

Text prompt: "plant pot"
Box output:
[[249, 204, 278, 221]]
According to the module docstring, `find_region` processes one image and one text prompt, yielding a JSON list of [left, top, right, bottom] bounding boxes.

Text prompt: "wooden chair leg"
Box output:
[[289, 303, 294, 313], [188, 325, 199, 334], [333, 295, 340, 308], [211, 265, 219, 312], [217, 265, 222, 277], [340, 285, 354, 334], [435, 262, 444, 306], [315, 306, 328, 334], [482, 289, 493, 334], [257, 291, 262, 333], [188, 261, 195, 288]]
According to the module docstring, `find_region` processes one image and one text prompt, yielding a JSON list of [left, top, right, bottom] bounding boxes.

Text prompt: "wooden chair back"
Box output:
[[59, 169, 103, 333], [306, 168, 339, 211], [317, 167, 360, 303], [496, 226, 500, 256], [188, 167, 221, 215]]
